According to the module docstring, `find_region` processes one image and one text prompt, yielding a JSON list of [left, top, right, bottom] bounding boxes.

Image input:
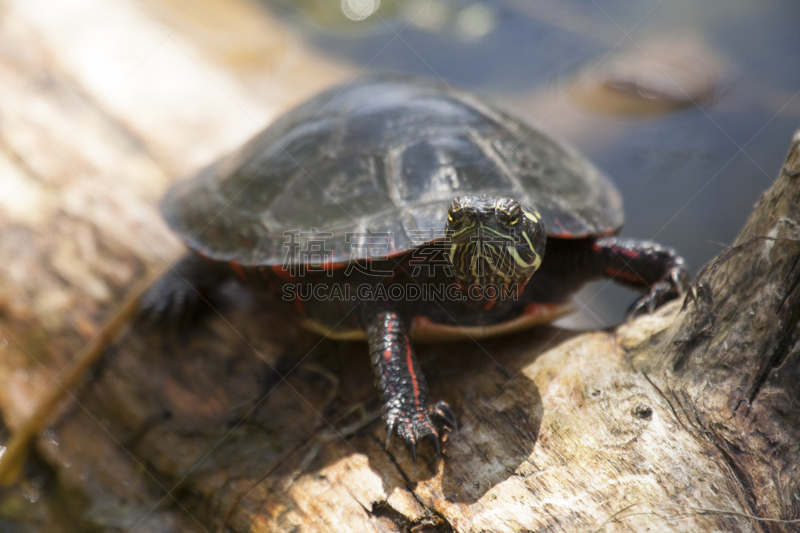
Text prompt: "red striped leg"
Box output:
[[588, 237, 689, 318], [366, 311, 456, 461]]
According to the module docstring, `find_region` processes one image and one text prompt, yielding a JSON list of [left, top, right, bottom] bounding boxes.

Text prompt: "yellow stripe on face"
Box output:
[[524, 209, 540, 223], [508, 244, 541, 271], [521, 229, 534, 250], [519, 230, 542, 269], [477, 224, 515, 241]]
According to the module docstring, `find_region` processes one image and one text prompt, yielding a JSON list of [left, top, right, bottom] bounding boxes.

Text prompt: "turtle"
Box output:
[[140, 74, 689, 460]]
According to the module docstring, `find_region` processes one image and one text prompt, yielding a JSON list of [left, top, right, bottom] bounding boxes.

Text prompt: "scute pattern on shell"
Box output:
[[161, 75, 624, 266]]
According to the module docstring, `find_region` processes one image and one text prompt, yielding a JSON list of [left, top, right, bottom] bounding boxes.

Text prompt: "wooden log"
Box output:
[[633, 132, 800, 531], [8, 139, 795, 533], [0, 1, 799, 531]]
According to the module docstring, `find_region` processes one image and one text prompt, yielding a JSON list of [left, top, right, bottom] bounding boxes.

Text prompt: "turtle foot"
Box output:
[[385, 401, 456, 464], [138, 270, 206, 328], [625, 264, 690, 320], [138, 254, 226, 329]]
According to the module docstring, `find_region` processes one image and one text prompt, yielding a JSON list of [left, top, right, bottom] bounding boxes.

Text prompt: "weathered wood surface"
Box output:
[[1, 1, 799, 532]]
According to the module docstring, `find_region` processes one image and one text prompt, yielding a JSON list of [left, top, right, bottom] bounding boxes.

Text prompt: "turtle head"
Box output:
[[445, 196, 546, 290]]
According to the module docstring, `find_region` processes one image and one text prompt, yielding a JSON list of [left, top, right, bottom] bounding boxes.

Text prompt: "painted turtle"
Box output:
[[141, 75, 689, 459]]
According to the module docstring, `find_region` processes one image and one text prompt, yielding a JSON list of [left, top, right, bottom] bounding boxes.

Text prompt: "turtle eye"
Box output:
[[504, 204, 522, 226], [448, 208, 464, 225]]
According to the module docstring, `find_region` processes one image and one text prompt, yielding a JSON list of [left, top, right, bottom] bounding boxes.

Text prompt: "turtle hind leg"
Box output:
[[586, 237, 690, 319], [365, 310, 456, 462], [139, 253, 227, 328]]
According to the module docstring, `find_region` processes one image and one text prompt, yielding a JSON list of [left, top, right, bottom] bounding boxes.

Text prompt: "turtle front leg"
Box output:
[[139, 253, 227, 326], [365, 310, 456, 462], [587, 237, 690, 318]]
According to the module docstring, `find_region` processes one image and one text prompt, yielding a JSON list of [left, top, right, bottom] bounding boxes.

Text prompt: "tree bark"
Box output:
[[0, 2, 798, 532]]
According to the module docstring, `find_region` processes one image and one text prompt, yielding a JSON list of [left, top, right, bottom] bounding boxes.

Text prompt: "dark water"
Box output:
[[262, 0, 800, 325]]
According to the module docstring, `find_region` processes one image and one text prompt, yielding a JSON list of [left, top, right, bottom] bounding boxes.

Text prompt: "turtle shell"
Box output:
[[162, 75, 623, 267]]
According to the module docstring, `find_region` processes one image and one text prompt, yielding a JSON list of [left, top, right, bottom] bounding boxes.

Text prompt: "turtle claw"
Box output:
[[385, 421, 396, 449], [671, 267, 689, 298], [429, 432, 441, 457], [625, 283, 666, 320], [625, 265, 690, 321], [138, 273, 204, 329], [430, 401, 458, 431], [137, 254, 224, 329]]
